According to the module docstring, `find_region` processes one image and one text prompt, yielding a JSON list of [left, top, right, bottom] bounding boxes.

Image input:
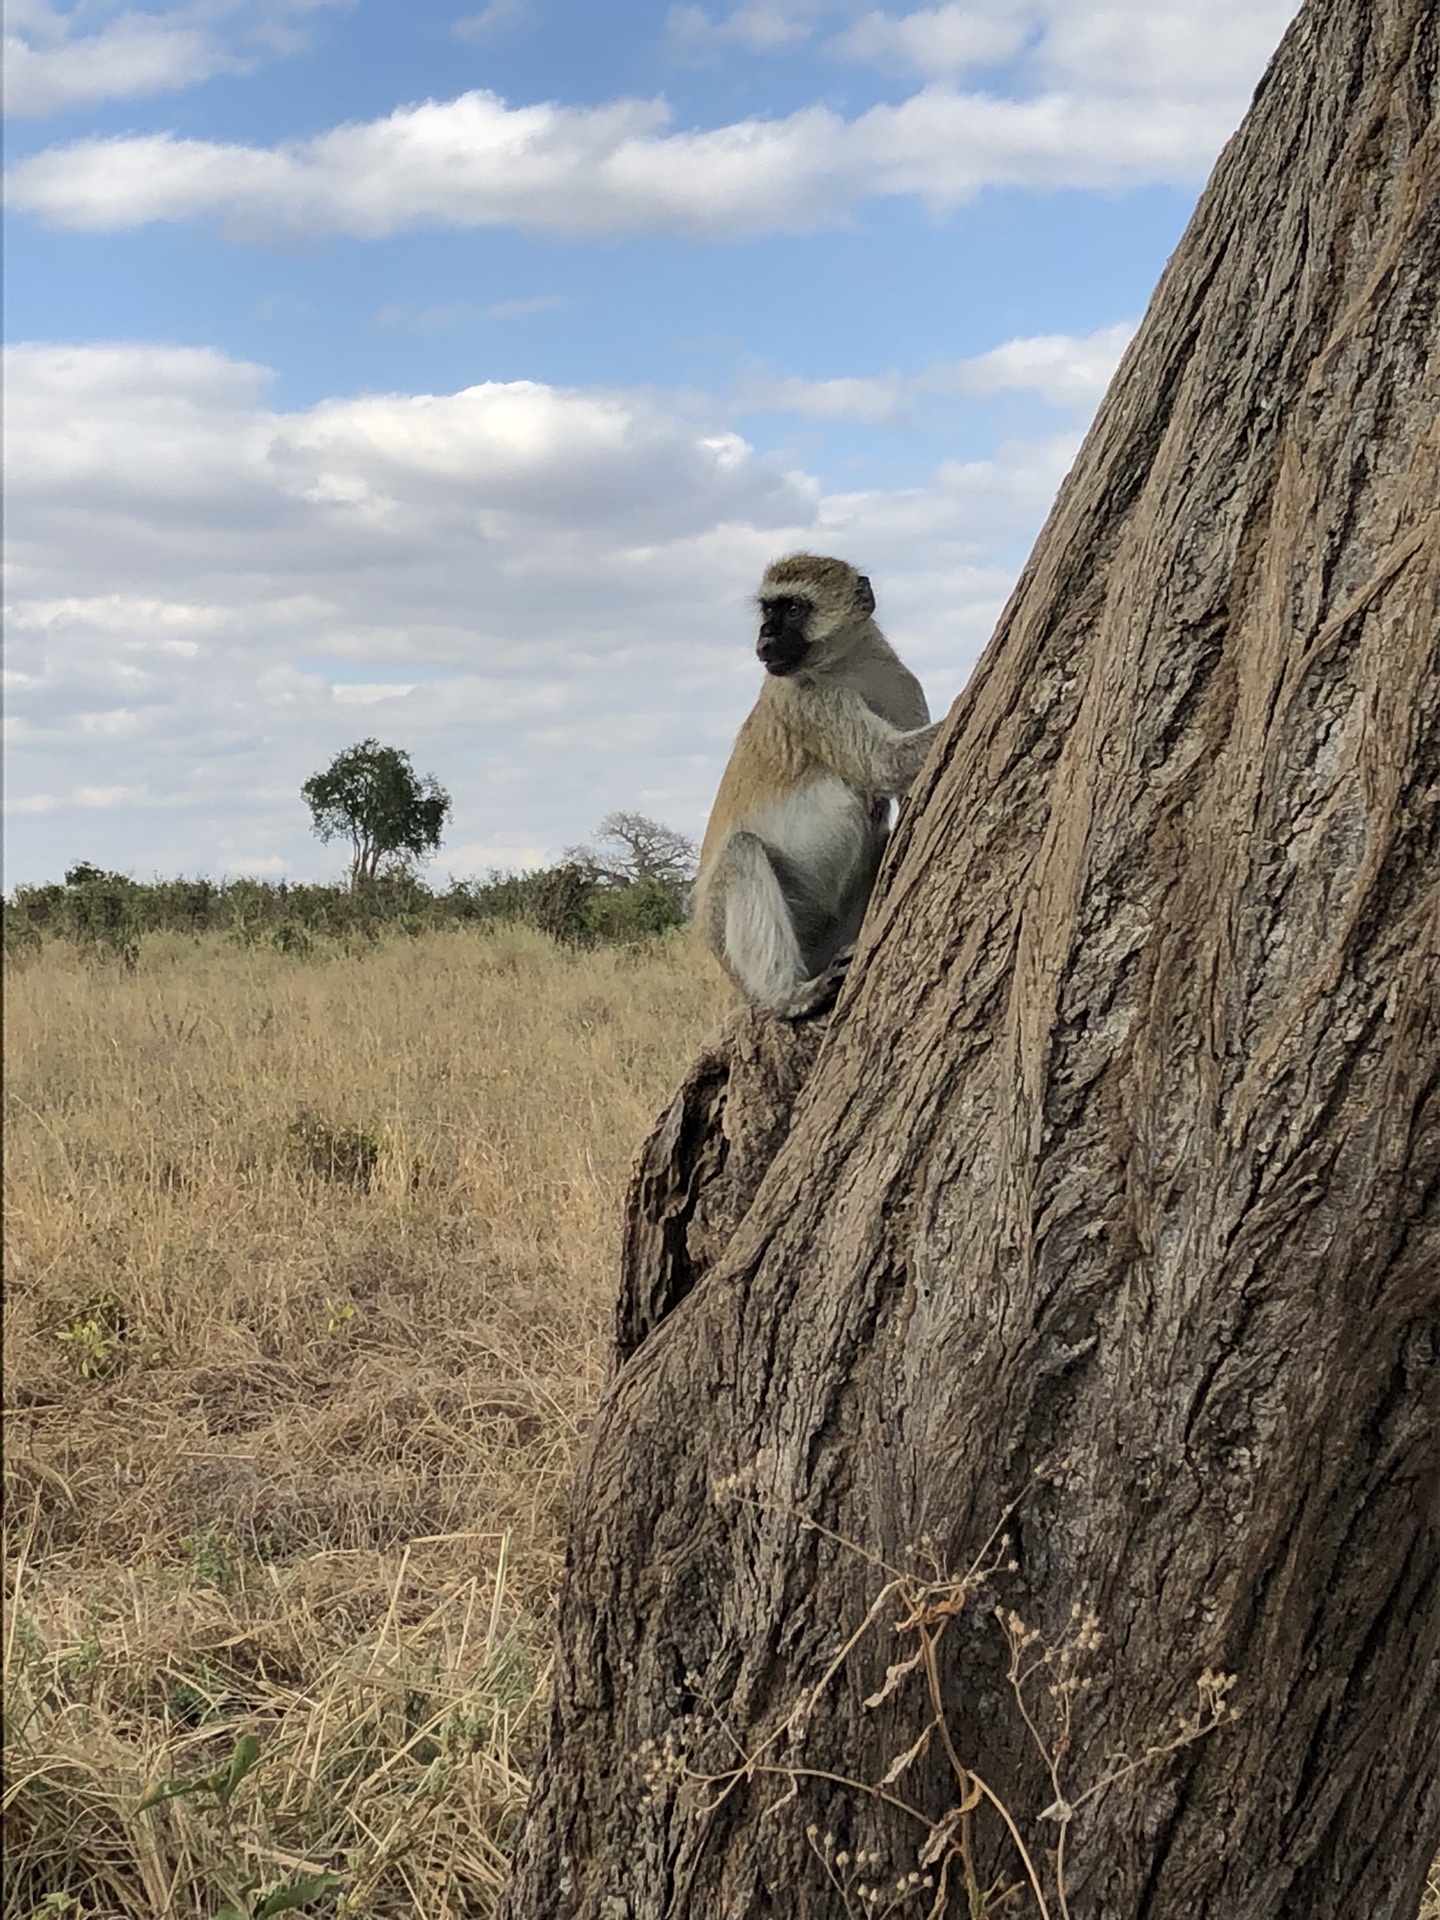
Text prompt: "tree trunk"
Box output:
[[501, 0, 1440, 1913]]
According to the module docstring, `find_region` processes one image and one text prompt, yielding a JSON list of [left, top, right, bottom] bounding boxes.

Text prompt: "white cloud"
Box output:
[[2, 0, 349, 118], [944, 322, 1135, 405], [443, 838, 552, 873], [375, 301, 471, 332], [667, 1, 822, 56], [700, 0, 1302, 98], [331, 682, 419, 704], [1029, 0, 1299, 101], [3, 787, 155, 814], [736, 322, 1134, 423], [374, 293, 564, 330], [453, 0, 527, 41], [0, 89, 1227, 239], [2, 341, 1075, 883], [10, 595, 223, 639], [736, 371, 908, 426], [482, 294, 567, 320], [829, 2, 1031, 76], [76, 784, 149, 807], [7, 0, 1299, 243], [3, 2, 236, 116]]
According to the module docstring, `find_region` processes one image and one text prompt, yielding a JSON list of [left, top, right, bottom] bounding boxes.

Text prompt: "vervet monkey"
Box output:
[[694, 554, 940, 1019]]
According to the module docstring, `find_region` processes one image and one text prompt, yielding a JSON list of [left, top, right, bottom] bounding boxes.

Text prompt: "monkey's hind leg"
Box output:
[[781, 943, 854, 1019], [707, 832, 839, 1021]]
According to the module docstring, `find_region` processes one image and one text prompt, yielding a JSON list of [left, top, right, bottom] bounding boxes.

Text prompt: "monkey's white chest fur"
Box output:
[[744, 773, 882, 972], [749, 777, 875, 903]]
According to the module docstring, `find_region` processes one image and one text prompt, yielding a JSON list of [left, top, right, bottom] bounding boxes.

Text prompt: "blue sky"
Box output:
[[4, 0, 1300, 885]]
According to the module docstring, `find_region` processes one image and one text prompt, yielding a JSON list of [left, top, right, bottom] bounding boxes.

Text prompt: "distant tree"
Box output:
[[565, 811, 698, 891], [301, 739, 451, 889]]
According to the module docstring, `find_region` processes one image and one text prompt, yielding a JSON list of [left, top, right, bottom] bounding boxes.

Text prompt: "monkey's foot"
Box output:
[[777, 947, 855, 1021]]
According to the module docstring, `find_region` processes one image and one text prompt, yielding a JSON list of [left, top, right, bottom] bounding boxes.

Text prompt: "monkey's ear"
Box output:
[[854, 574, 875, 616]]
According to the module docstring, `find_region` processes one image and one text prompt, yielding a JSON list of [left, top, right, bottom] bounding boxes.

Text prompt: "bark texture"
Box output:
[[615, 1007, 827, 1364], [502, 1, 1440, 1914]]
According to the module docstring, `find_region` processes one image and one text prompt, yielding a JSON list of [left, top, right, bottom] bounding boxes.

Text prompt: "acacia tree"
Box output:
[[500, 2, 1439, 1915], [301, 738, 451, 889], [565, 811, 699, 891]]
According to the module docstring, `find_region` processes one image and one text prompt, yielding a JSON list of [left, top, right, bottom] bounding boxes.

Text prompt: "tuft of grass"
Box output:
[[3, 924, 728, 1917], [286, 1113, 382, 1192]]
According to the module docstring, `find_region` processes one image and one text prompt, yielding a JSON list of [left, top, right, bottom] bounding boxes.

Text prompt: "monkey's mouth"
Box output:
[[757, 637, 808, 675]]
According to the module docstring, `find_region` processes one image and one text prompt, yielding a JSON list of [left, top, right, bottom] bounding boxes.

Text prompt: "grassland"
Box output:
[[6, 926, 1438, 1920], [3, 925, 728, 1918]]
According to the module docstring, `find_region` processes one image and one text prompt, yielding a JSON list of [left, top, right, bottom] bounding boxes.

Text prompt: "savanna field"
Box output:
[[5, 926, 1439, 1920], [3, 924, 728, 1918]]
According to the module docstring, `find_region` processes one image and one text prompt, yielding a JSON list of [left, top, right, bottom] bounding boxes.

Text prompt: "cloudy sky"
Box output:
[[4, 0, 1301, 886]]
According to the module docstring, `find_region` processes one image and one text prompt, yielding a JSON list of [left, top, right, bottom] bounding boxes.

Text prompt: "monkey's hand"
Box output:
[[776, 945, 855, 1021]]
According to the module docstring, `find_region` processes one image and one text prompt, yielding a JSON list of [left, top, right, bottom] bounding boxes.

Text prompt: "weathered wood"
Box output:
[[616, 1007, 827, 1364], [502, 1, 1440, 1913]]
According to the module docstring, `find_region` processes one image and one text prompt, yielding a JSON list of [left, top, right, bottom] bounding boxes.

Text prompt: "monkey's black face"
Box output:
[[756, 595, 812, 675]]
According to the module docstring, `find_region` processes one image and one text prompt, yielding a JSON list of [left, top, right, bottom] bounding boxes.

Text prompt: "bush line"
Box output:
[[4, 861, 689, 960]]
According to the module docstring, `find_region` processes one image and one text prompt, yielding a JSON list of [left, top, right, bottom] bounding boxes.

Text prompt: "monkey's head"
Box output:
[[755, 554, 876, 677]]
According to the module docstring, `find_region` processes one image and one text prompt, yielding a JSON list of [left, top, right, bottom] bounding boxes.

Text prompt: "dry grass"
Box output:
[[7, 928, 1437, 1917], [3, 925, 728, 1918]]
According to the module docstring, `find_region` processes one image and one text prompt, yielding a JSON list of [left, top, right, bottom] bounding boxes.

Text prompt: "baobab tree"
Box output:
[[500, 0, 1440, 1914]]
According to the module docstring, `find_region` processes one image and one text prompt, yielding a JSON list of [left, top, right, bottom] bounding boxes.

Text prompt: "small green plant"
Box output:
[[138, 1730, 267, 1817], [179, 1529, 241, 1592], [54, 1292, 128, 1379], [324, 1297, 356, 1337], [58, 1621, 106, 1692], [139, 1737, 342, 1916], [165, 1672, 230, 1729], [215, 1873, 342, 1919]]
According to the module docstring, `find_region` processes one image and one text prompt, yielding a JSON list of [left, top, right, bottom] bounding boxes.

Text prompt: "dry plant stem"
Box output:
[[707, 1761, 933, 1836], [690, 1577, 912, 1809], [917, 1625, 1050, 1920], [807, 1828, 853, 1912], [689, 1498, 1220, 1920]]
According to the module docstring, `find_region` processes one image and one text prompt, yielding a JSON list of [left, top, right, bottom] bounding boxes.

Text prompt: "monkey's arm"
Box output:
[[700, 831, 848, 1020], [817, 688, 941, 797]]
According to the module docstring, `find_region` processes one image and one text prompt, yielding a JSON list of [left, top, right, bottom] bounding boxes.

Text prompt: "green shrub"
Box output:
[[584, 878, 686, 944], [4, 861, 694, 956]]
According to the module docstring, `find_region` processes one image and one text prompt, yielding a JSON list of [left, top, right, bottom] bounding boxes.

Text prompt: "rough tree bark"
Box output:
[[502, 1, 1440, 1913]]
